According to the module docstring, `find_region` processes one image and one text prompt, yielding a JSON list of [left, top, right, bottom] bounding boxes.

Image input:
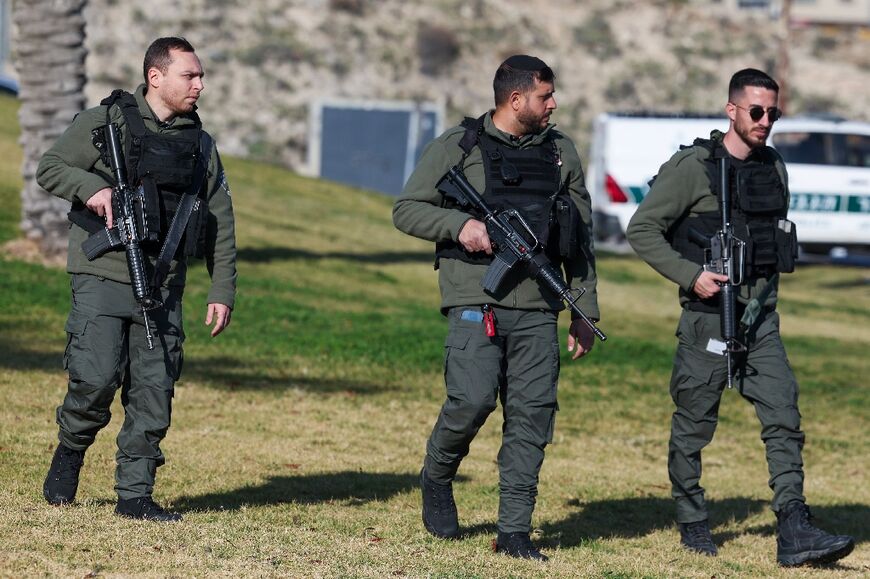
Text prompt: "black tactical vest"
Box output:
[[70, 90, 209, 259], [669, 137, 797, 283], [436, 115, 574, 266]]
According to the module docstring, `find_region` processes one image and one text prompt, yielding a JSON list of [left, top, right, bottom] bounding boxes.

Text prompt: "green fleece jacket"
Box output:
[[393, 112, 599, 319], [37, 84, 237, 308], [626, 131, 789, 308]]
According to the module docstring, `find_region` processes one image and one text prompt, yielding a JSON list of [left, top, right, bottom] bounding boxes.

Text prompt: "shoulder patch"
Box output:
[[218, 170, 231, 197]]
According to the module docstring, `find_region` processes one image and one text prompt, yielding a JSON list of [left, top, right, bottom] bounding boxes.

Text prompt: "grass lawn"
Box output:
[[0, 94, 867, 578]]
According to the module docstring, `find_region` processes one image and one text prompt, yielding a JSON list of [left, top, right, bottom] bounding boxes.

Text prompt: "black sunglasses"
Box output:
[[731, 102, 782, 122]]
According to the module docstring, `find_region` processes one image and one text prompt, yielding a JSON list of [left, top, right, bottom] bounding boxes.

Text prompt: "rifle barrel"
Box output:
[[718, 155, 738, 386]]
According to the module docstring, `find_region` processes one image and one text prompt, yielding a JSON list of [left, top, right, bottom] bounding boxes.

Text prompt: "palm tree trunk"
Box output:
[[13, 0, 88, 256]]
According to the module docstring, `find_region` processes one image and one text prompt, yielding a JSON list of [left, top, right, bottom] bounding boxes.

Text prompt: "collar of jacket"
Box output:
[[482, 110, 555, 148]]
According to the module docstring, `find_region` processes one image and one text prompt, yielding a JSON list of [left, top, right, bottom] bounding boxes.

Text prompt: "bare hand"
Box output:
[[693, 270, 730, 299], [205, 303, 232, 337], [567, 318, 595, 360], [85, 187, 114, 228], [458, 219, 492, 254]]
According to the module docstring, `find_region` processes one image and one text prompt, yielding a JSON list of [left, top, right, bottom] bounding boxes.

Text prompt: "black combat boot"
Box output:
[[679, 520, 718, 556], [43, 444, 86, 505], [420, 468, 459, 539], [776, 501, 854, 566], [115, 497, 183, 522], [495, 531, 548, 561]]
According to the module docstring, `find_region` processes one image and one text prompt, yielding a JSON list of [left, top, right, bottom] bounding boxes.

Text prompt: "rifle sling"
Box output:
[[740, 273, 779, 329], [152, 132, 213, 289]]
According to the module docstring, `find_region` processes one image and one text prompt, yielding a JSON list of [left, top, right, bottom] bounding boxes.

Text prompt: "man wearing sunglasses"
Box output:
[[626, 68, 854, 566]]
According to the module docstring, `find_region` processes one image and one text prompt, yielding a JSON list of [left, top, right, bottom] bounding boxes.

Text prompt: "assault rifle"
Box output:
[[88, 123, 161, 350], [438, 165, 607, 342], [689, 156, 746, 388]]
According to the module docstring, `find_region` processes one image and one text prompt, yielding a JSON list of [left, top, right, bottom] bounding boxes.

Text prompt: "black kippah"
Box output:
[[501, 54, 548, 71]]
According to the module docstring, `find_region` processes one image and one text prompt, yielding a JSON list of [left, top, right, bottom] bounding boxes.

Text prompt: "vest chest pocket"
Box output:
[[138, 133, 197, 189], [736, 164, 785, 214]]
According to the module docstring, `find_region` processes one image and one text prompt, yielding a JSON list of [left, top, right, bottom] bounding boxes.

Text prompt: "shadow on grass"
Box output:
[[182, 356, 394, 395], [176, 470, 443, 511], [539, 497, 763, 546], [530, 497, 869, 549], [0, 335, 60, 372], [0, 342, 394, 396], [818, 276, 870, 289], [237, 247, 432, 264]]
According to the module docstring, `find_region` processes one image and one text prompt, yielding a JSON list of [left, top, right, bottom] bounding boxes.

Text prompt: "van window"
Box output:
[[772, 132, 870, 168]]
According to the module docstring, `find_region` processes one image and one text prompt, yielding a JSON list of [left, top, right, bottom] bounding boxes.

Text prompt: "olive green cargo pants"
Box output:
[[669, 308, 806, 523], [424, 306, 560, 534], [57, 274, 184, 500]]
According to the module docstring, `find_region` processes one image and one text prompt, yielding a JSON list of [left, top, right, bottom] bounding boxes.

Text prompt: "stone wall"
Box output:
[[15, 0, 88, 254], [74, 0, 870, 170]]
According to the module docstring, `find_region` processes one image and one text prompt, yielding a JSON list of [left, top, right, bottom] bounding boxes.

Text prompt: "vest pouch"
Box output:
[[670, 212, 720, 266], [491, 193, 556, 246], [746, 222, 778, 270], [775, 219, 798, 273], [155, 189, 183, 250], [736, 164, 785, 214], [183, 196, 209, 259], [554, 197, 581, 259], [137, 132, 197, 189], [140, 179, 162, 244]]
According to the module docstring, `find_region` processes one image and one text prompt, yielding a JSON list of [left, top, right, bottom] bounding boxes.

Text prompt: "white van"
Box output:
[[588, 113, 870, 255]]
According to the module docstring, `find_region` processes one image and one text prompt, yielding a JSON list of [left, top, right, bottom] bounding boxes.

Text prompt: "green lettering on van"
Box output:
[[789, 193, 842, 213], [847, 196, 870, 213]]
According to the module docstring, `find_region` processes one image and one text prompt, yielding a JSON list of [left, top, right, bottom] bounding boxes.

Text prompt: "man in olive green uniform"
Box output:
[[393, 55, 599, 561], [627, 68, 853, 565], [38, 37, 236, 522]]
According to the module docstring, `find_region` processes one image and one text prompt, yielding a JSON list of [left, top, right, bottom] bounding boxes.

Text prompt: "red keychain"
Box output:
[[482, 304, 496, 337]]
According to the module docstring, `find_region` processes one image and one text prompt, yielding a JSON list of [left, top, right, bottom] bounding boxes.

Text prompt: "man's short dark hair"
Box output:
[[493, 55, 555, 106], [143, 37, 196, 82], [728, 68, 779, 101]]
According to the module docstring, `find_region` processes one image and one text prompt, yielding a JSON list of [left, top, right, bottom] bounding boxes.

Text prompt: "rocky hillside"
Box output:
[[82, 0, 870, 171]]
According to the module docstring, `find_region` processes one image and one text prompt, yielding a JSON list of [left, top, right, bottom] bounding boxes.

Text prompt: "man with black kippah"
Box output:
[[394, 55, 599, 560]]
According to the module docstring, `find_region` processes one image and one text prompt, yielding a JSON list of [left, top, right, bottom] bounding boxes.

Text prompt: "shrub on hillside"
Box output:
[[573, 12, 621, 60], [417, 23, 461, 76], [329, 0, 366, 16]]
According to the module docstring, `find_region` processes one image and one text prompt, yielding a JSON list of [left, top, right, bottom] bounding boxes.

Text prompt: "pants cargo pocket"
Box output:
[[546, 340, 560, 444], [63, 312, 89, 379], [545, 403, 559, 444], [163, 328, 185, 382]]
